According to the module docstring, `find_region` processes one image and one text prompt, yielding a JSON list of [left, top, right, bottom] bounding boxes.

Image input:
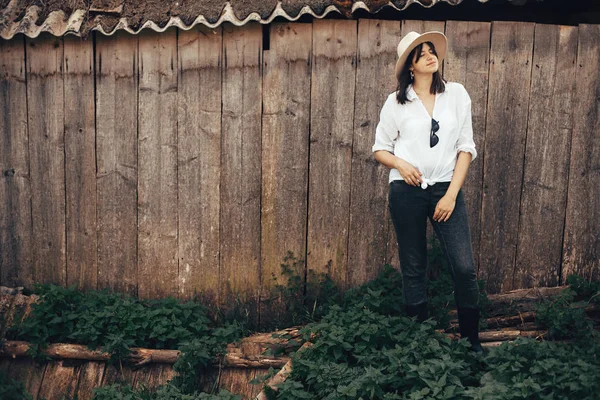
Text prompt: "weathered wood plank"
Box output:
[[219, 367, 264, 399], [0, 357, 10, 373], [260, 23, 311, 318], [562, 24, 600, 282], [220, 23, 262, 323], [64, 36, 97, 291], [26, 34, 66, 286], [96, 31, 139, 296], [443, 21, 491, 273], [307, 20, 357, 288], [0, 37, 32, 288], [131, 363, 171, 390], [479, 21, 534, 293], [177, 26, 222, 302], [514, 24, 578, 288], [247, 368, 270, 398], [101, 362, 136, 386], [138, 28, 179, 299], [0, 358, 45, 399], [37, 360, 82, 400], [385, 20, 446, 271], [347, 20, 400, 287], [161, 364, 176, 382], [74, 361, 106, 400]]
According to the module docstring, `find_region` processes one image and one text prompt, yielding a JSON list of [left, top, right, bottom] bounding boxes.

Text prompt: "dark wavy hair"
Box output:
[[395, 41, 446, 104]]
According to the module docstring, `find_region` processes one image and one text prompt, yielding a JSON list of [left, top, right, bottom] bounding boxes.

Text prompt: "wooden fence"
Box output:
[[1, 19, 599, 321]]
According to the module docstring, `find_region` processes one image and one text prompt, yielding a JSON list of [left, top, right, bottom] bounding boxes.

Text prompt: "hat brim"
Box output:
[[394, 32, 447, 80]]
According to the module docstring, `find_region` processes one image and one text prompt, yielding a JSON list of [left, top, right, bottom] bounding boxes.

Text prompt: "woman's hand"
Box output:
[[433, 194, 456, 222], [395, 158, 422, 186]]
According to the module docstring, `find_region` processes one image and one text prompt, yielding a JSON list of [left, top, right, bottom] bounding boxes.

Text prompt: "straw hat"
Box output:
[[394, 31, 447, 79]]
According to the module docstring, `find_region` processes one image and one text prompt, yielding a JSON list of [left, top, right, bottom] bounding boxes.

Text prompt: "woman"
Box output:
[[372, 31, 483, 352]]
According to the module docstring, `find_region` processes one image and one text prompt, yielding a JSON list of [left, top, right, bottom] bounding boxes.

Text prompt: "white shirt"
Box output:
[[372, 81, 477, 188]]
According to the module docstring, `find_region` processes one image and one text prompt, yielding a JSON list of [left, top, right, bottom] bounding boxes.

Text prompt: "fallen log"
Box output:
[[447, 304, 600, 331], [447, 286, 570, 318], [486, 286, 568, 303], [445, 330, 548, 342], [0, 341, 290, 368], [254, 342, 313, 400]]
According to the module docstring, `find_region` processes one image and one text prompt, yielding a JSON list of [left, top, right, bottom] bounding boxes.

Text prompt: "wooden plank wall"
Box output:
[[307, 19, 357, 288], [562, 24, 600, 282], [0, 357, 263, 400], [137, 29, 179, 299], [26, 33, 67, 287], [260, 23, 311, 319], [1, 20, 599, 313], [348, 19, 398, 287], [64, 35, 97, 290], [0, 37, 32, 287], [177, 26, 222, 303], [95, 31, 139, 296]]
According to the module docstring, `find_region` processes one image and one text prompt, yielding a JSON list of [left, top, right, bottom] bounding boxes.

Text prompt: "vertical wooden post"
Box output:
[[444, 21, 491, 274], [220, 23, 262, 324], [26, 34, 66, 286], [562, 24, 600, 283], [64, 36, 97, 290], [0, 358, 45, 399], [138, 28, 179, 299], [177, 26, 222, 303], [479, 21, 534, 293], [514, 24, 578, 288], [261, 22, 312, 322], [37, 360, 82, 400], [348, 19, 400, 287], [0, 37, 32, 288], [96, 31, 139, 296], [74, 362, 106, 400], [307, 19, 357, 289]]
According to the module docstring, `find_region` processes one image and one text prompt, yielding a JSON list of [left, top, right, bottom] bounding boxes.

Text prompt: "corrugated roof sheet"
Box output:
[[0, 0, 486, 40]]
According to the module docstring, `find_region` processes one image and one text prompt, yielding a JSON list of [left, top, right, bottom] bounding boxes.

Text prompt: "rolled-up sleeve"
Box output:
[[456, 85, 477, 161], [372, 96, 398, 154]]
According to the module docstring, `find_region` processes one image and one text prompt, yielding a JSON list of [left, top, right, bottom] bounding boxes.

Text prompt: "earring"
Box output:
[[409, 70, 414, 80]]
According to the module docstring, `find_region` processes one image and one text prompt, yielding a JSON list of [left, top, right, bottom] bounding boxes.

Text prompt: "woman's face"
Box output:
[[410, 42, 439, 75]]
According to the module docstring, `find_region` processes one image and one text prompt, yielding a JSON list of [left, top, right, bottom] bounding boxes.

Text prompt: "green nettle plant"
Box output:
[[171, 323, 241, 394], [5, 284, 244, 397], [566, 274, 600, 303], [0, 372, 33, 400], [274, 304, 481, 400], [270, 298, 600, 400], [5, 248, 600, 400], [262, 251, 340, 330], [535, 288, 594, 340], [6, 285, 222, 362], [463, 338, 600, 400]]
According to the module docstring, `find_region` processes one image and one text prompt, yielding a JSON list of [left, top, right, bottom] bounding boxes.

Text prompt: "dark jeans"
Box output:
[[388, 180, 480, 310]]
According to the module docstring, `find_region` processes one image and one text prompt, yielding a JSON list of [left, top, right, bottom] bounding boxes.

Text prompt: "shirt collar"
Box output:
[[406, 83, 442, 101], [406, 84, 418, 101]]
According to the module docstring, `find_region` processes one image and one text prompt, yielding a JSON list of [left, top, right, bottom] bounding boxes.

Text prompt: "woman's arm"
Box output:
[[433, 151, 472, 222], [433, 84, 476, 222], [446, 151, 472, 199], [374, 150, 423, 187]]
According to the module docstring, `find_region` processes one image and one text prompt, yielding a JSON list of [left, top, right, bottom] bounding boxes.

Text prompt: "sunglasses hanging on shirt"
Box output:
[[430, 118, 440, 148]]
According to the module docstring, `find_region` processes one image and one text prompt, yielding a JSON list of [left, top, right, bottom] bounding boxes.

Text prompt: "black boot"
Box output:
[[406, 302, 428, 322], [457, 307, 484, 353]]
